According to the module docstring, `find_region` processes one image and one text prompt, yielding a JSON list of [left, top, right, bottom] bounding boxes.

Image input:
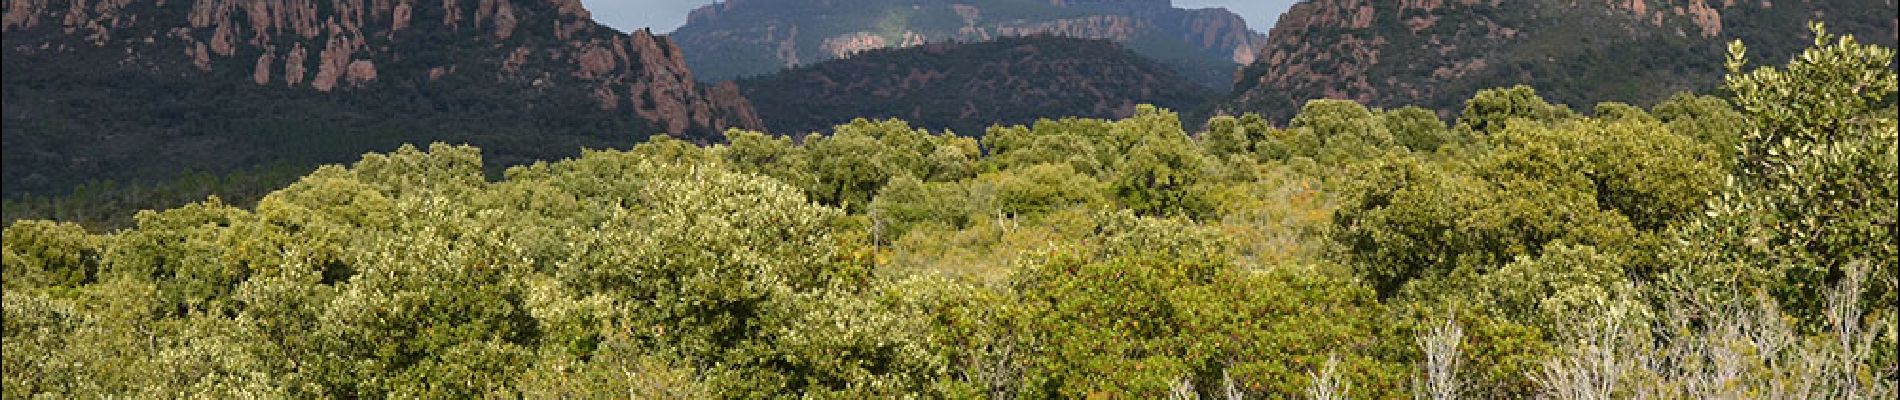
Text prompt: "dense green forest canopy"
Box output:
[[3, 26, 1896, 398]]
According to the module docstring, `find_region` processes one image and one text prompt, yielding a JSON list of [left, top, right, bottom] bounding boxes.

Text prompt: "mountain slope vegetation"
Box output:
[[1219, 0, 1899, 122], [5, 28, 1894, 398], [0, 0, 761, 199], [670, 0, 1268, 88], [739, 35, 1217, 136]]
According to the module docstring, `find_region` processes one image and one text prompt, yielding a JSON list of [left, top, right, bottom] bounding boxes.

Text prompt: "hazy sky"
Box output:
[[587, 1, 1299, 34]]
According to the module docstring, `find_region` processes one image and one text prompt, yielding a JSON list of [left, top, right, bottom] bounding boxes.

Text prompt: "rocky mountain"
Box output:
[[669, 0, 1268, 89], [738, 35, 1216, 135], [1218, 0, 1899, 122], [1, 0, 762, 196]]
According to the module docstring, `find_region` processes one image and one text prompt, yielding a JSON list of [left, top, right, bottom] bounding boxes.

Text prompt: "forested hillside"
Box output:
[[1, 0, 760, 201], [739, 35, 1216, 136], [4, 26, 1896, 398], [669, 0, 1267, 88], [1220, 0, 1899, 122]]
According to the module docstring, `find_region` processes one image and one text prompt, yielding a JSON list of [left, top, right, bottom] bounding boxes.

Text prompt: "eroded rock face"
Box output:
[[1, 0, 762, 136], [2, 0, 770, 198], [345, 59, 378, 85], [1177, 8, 1266, 64], [284, 43, 309, 86], [994, 15, 1145, 42], [1219, 0, 1897, 123], [821, 32, 892, 58], [625, 28, 765, 136], [252, 49, 273, 84]]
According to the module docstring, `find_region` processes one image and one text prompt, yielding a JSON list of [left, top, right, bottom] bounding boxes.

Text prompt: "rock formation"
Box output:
[[1, 0, 763, 196], [1218, 0, 1898, 123], [2, 0, 759, 135]]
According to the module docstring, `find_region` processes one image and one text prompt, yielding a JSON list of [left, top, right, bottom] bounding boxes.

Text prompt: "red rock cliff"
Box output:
[[1, 0, 762, 136], [1221, 0, 1897, 122]]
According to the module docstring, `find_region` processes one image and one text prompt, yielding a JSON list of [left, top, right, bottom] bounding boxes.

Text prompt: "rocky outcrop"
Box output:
[[1218, 0, 1898, 123], [820, 32, 890, 58], [2, 0, 765, 197], [1, 0, 761, 136], [1178, 8, 1266, 65], [625, 27, 764, 134], [669, 0, 1268, 88], [992, 15, 1147, 43]]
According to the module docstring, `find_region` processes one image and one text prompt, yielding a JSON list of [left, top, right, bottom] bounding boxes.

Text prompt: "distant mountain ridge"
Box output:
[[738, 35, 1216, 135], [1218, 0, 1900, 122], [1, 0, 761, 196], [669, 0, 1268, 88]]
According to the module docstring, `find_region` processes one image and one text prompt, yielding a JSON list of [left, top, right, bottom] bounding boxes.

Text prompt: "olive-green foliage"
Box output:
[[870, 175, 965, 239], [1, 144, 942, 397], [2, 278, 288, 398], [1383, 106, 1456, 153], [1206, 112, 1324, 163], [1199, 114, 1254, 159], [1334, 146, 1635, 297], [1590, 102, 1659, 123], [976, 163, 1106, 218], [1457, 85, 1578, 134], [1401, 245, 1633, 398], [1109, 106, 1214, 218], [1, 220, 99, 288], [514, 332, 712, 398], [1565, 116, 1726, 232], [1650, 92, 1747, 168], [1336, 89, 1725, 297], [797, 118, 978, 212], [1672, 24, 1899, 324], [1454, 243, 1637, 329], [721, 128, 815, 187], [7, 30, 1897, 398], [982, 116, 1121, 177], [870, 160, 1104, 242], [939, 213, 1407, 398], [1291, 100, 1397, 158], [1207, 101, 1451, 169]]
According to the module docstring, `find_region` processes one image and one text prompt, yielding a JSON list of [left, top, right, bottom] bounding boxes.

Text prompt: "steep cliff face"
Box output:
[[670, 0, 1268, 88], [739, 36, 1216, 136], [1, 0, 762, 196], [1218, 0, 1899, 122]]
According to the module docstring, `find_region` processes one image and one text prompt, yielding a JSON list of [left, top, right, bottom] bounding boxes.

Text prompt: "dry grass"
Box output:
[[1537, 262, 1897, 399], [1414, 318, 1465, 400], [1308, 354, 1350, 400]]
